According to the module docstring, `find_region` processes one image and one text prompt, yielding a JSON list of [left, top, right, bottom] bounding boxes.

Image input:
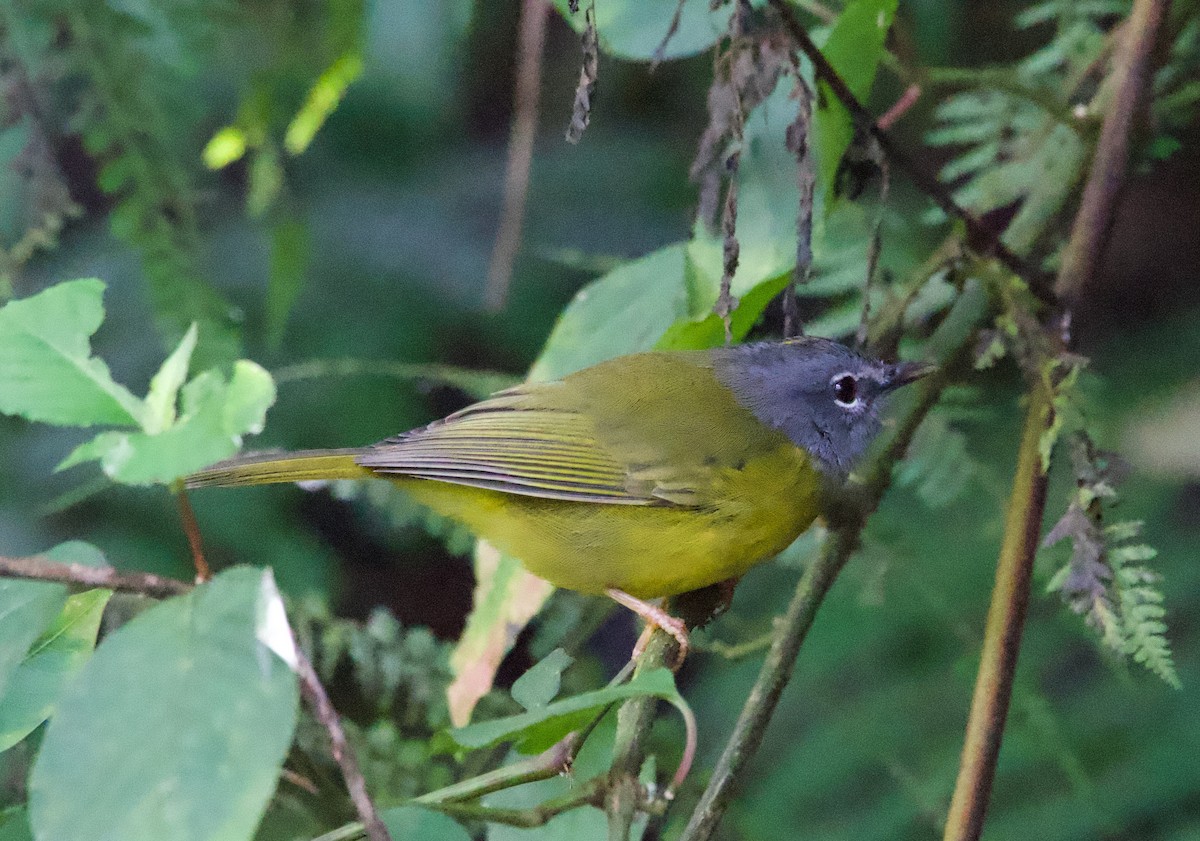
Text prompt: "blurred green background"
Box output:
[[2, 0, 1199, 838]]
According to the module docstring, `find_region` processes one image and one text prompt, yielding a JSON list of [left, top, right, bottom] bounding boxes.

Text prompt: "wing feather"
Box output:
[[356, 403, 664, 505]]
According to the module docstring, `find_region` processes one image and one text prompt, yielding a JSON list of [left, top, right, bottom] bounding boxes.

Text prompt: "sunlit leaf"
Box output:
[[59, 361, 276, 485], [29, 567, 299, 841], [0, 279, 143, 427], [142, 323, 197, 435], [284, 52, 364, 155]]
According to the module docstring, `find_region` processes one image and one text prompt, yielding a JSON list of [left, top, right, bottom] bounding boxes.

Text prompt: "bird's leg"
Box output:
[[606, 588, 689, 668]]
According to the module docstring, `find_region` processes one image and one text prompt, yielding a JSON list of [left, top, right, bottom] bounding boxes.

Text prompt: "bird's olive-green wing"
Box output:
[[355, 351, 791, 507]]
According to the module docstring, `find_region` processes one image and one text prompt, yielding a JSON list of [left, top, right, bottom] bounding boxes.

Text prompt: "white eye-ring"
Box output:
[[831, 373, 861, 408]]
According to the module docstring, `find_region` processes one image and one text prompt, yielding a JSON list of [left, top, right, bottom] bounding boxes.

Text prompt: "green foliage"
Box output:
[[0, 280, 275, 485], [0, 2, 1197, 840], [447, 667, 686, 755], [812, 0, 898, 210], [28, 567, 299, 841]]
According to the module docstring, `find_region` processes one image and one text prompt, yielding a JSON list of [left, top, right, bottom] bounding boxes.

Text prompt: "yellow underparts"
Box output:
[[398, 443, 821, 599]]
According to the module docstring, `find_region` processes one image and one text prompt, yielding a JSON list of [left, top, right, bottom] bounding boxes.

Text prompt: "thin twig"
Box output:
[[765, 0, 1055, 301], [296, 648, 392, 841], [784, 75, 815, 339], [0, 554, 191, 598], [415, 736, 578, 805], [856, 146, 890, 351], [565, 3, 598, 144], [877, 83, 922, 131], [174, 486, 211, 581], [651, 0, 689, 70], [484, 0, 550, 311], [942, 382, 1053, 841], [1055, 0, 1169, 302]]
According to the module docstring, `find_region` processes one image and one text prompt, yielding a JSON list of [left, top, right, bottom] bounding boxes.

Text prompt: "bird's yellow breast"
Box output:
[[397, 441, 821, 599]]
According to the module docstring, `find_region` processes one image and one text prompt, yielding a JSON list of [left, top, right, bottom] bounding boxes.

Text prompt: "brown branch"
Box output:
[[174, 486, 211, 581], [764, 0, 1054, 301], [1055, 0, 1170, 302], [296, 649, 392, 841], [0, 554, 191, 598], [942, 381, 1053, 841], [484, 0, 550, 311], [0, 553, 391, 841]]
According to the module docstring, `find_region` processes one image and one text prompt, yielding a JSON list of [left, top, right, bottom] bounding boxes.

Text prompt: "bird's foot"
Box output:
[[606, 588, 689, 669]]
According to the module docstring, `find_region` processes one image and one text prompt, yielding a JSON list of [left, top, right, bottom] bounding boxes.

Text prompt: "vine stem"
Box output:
[[942, 381, 1053, 841], [484, 0, 550, 311], [1055, 0, 1170, 301]]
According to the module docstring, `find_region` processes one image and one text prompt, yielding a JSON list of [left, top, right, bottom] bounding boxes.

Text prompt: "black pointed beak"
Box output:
[[882, 361, 937, 391]]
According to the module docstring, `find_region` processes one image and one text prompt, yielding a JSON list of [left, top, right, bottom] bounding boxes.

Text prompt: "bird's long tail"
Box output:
[[185, 448, 375, 488]]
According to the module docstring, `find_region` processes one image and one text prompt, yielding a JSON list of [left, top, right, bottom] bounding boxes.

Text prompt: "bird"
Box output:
[[187, 337, 931, 661]]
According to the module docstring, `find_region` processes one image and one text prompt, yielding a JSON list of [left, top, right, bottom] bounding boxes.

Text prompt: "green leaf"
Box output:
[[284, 52, 364, 155], [380, 806, 470, 841], [447, 667, 686, 755], [813, 0, 898, 212], [142, 323, 197, 435], [548, 0, 734, 62], [29, 567, 299, 841], [59, 360, 276, 485], [0, 279, 143, 427], [43, 540, 110, 569], [511, 649, 573, 711], [528, 243, 691, 381], [0, 588, 112, 752], [0, 580, 67, 701]]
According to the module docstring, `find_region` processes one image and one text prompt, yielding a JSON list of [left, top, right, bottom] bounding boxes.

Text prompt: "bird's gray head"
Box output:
[[713, 338, 932, 476]]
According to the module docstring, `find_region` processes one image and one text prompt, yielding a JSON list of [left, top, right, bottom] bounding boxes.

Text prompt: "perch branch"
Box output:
[[1055, 0, 1169, 302], [942, 381, 1053, 841], [0, 553, 190, 598]]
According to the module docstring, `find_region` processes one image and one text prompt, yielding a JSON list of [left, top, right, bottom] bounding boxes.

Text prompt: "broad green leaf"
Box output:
[[142, 323, 197, 435], [380, 806, 470, 841], [528, 243, 690, 381], [448, 668, 686, 755], [0, 580, 67, 701], [657, 272, 791, 350], [0, 588, 112, 752], [447, 544, 554, 726], [511, 648, 573, 711], [549, 0, 734, 62], [813, 0, 898, 212], [29, 567, 299, 841], [0, 279, 143, 426], [59, 360, 276, 485]]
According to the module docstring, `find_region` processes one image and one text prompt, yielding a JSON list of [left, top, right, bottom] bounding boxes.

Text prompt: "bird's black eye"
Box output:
[[833, 374, 858, 406]]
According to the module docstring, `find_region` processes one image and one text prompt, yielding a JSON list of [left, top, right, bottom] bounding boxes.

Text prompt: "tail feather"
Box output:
[[186, 448, 373, 488]]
